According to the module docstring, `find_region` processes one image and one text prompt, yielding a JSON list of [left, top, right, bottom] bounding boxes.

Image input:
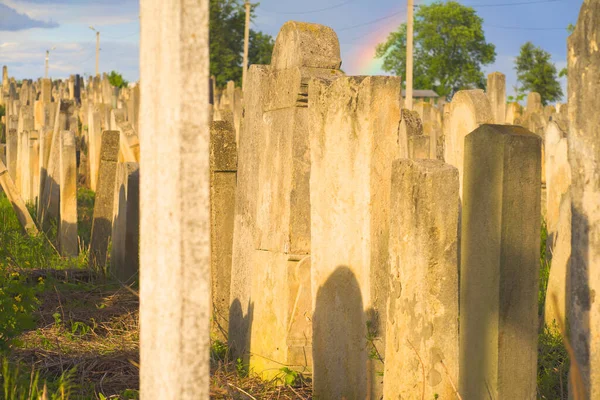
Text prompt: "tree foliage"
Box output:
[[210, 0, 274, 87], [515, 42, 563, 105], [375, 1, 496, 99], [107, 71, 128, 89]]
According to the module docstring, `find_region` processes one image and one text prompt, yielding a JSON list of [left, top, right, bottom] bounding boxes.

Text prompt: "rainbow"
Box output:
[[349, 0, 434, 75]]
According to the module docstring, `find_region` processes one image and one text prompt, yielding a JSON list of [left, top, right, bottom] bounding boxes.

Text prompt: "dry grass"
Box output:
[[210, 360, 312, 399], [9, 280, 139, 399]]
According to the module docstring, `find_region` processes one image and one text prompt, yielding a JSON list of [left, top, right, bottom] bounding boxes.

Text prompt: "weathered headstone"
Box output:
[[59, 130, 78, 257], [88, 108, 102, 191], [384, 159, 459, 400], [487, 72, 506, 124], [505, 102, 523, 125], [110, 162, 140, 282], [445, 90, 493, 194], [459, 124, 541, 399], [139, 0, 210, 397], [0, 159, 38, 235], [88, 131, 120, 270], [229, 21, 344, 381], [567, 2, 600, 396], [29, 131, 40, 205], [309, 75, 402, 398], [209, 121, 237, 341]]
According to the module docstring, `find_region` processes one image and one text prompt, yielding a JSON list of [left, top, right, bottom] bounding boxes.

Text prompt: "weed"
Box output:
[[537, 324, 569, 399], [1, 357, 76, 400], [278, 367, 300, 387]]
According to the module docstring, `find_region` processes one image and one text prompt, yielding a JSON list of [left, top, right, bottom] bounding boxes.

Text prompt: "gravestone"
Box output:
[[110, 162, 140, 282], [139, 0, 210, 398], [567, 1, 600, 396], [487, 72, 506, 124], [309, 75, 402, 398], [384, 159, 459, 400], [0, 159, 38, 235], [229, 21, 344, 380], [88, 131, 120, 269], [209, 121, 237, 341], [460, 124, 541, 399], [445, 90, 493, 194], [59, 130, 78, 257]]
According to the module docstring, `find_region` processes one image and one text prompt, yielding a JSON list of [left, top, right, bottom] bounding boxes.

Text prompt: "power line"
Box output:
[[337, 10, 405, 32], [462, 0, 560, 6], [261, 0, 356, 15], [485, 23, 565, 30]]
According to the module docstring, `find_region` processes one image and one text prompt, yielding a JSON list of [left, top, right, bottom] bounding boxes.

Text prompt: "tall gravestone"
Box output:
[[460, 124, 541, 399], [110, 162, 140, 282], [487, 72, 506, 124], [568, 1, 600, 396], [139, 0, 210, 398], [209, 121, 237, 341], [88, 131, 120, 269], [228, 22, 344, 379], [445, 90, 493, 194], [309, 75, 402, 398], [59, 130, 78, 257], [384, 159, 459, 400]]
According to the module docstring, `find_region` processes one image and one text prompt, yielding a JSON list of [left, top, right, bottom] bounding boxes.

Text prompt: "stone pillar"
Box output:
[[228, 21, 344, 381], [487, 72, 506, 124], [6, 129, 18, 182], [88, 130, 120, 269], [41, 79, 52, 104], [123, 167, 140, 280], [545, 122, 571, 239], [408, 135, 430, 159], [444, 89, 493, 195], [110, 161, 139, 282], [0, 160, 38, 235], [110, 109, 140, 163], [29, 131, 40, 205], [309, 75, 402, 399], [39, 100, 74, 228], [459, 124, 541, 399], [384, 159, 459, 400], [139, 0, 210, 398], [505, 102, 523, 125], [209, 121, 237, 341], [59, 130, 78, 257], [567, 2, 600, 396], [526, 92, 543, 113], [88, 109, 102, 191], [399, 109, 422, 159]]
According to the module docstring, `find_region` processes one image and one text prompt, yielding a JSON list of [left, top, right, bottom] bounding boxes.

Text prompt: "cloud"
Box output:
[[2, 0, 138, 26], [0, 3, 58, 31]]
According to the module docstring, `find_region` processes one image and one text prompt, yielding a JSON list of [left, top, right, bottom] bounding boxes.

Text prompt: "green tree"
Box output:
[[515, 42, 563, 105], [375, 1, 496, 99], [210, 0, 274, 87], [107, 71, 128, 89]]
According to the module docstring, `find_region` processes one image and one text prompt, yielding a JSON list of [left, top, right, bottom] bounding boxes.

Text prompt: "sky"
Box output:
[[0, 0, 583, 101]]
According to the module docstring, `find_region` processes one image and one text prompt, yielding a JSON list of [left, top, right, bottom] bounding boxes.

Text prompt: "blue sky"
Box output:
[[0, 0, 582, 101]]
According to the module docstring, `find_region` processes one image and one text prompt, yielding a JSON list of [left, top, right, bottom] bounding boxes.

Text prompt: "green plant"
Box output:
[[0, 272, 42, 351], [537, 324, 569, 399], [235, 357, 247, 377], [1, 357, 77, 400], [210, 339, 228, 362], [278, 367, 300, 387]]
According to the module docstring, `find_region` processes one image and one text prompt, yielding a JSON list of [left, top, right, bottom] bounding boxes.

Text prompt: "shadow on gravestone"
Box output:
[[568, 209, 589, 396], [228, 299, 254, 367], [313, 266, 366, 399]]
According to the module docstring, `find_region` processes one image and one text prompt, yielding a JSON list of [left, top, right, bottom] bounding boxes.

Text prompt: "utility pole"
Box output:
[[242, 0, 251, 91], [406, 0, 414, 110], [90, 26, 100, 77], [45, 50, 49, 79], [45, 46, 56, 79]]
